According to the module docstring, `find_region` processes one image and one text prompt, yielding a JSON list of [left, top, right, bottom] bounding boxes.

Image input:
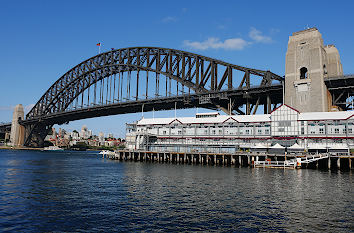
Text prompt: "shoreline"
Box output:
[[0, 146, 103, 152], [0, 146, 42, 150]]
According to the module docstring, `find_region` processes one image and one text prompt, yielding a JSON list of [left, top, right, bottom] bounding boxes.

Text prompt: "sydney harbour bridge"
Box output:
[[0, 46, 353, 147]]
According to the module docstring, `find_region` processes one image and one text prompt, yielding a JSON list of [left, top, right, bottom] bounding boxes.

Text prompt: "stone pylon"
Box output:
[[10, 104, 25, 147], [285, 28, 343, 112]]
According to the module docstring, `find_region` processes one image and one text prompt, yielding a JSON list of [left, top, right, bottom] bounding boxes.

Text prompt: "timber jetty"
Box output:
[[103, 150, 353, 170]]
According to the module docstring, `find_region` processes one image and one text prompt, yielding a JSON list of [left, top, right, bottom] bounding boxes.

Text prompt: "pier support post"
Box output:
[[349, 158, 352, 169], [247, 156, 250, 166], [239, 156, 242, 167], [214, 155, 216, 166], [328, 158, 331, 169], [337, 158, 340, 169]]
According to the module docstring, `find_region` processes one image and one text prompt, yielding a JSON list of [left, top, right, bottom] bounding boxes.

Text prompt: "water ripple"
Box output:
[[0, 150, 352, 232]]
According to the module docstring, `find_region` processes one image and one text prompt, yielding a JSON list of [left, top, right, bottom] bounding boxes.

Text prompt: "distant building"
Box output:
[[80, 125, 89, 139], [99, 132, 105, 145], [71, 131, 79, 140]]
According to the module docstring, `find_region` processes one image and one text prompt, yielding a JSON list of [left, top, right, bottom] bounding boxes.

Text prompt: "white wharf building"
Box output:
[[126, 105, 354, 155]]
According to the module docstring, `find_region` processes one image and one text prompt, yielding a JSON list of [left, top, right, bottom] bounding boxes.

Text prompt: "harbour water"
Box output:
[[0, 150, 352, 232]]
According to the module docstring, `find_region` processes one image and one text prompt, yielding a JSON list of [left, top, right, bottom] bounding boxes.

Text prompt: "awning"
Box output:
[[288, 143, 304, 150], [329, 144, 349, 150], [307, 144, 327, 150], [270, 143, 285, 149], [252, 143, 269, 149]]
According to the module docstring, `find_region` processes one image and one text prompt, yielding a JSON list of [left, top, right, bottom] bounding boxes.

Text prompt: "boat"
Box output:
[[99, 150, 115, 157], [43, 146, 64, 151]]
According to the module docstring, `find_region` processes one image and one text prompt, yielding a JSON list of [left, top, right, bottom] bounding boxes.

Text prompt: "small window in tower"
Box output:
[[300, 67, 308, 79], [323, 64, 328, 75]]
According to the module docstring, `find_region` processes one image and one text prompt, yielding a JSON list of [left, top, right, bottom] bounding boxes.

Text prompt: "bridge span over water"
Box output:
[[1, 44, 353, 147], [1, 47, 285, 147]]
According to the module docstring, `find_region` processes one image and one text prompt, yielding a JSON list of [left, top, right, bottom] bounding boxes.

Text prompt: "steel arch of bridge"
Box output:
[[27, 47, 282, 120], [23, 47, 284, 147]]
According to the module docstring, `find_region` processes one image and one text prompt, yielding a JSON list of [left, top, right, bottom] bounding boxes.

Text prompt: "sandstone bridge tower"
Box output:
[[285, 28, 343, 112]]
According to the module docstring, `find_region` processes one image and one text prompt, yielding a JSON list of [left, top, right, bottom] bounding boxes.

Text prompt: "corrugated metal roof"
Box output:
[[137, 114, 271, 125], [299, 111, 354, 120], [137, 110, 354, 126]]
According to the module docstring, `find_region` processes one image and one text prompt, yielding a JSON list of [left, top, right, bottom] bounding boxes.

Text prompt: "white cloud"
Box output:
[[25, 104, 35, 113], [162, 16, 177, 23], [0, 104, 35, 114], [249, 27, 272, 43], [0, 106, 14, 111], [183, 37, 249, 51]]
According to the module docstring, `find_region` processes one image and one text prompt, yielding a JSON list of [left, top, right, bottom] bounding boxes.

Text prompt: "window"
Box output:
[[335, 128, 339, 134], [323, 64, 328, 75], [178, 130, 182, 135], [245, 130, 249, 134], [301, 128, 305, 134], [349, 128, 353, 134], [163, 131, 167, 135], [265, 129, 270, 134], [319, 128, 324, 134], [279, 121, 291, 127], [258, 129, 262, 134], [300, 67, 308, 79]]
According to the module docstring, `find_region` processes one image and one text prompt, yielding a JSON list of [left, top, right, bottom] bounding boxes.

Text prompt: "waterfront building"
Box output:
[[126, 105, 353, 154]]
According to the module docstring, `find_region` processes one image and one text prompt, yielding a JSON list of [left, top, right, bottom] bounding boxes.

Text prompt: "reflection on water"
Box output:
[[0, 150, 352, 232]]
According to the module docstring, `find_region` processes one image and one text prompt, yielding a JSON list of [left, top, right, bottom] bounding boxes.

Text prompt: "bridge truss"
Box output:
[[13, 47, 284, 147]]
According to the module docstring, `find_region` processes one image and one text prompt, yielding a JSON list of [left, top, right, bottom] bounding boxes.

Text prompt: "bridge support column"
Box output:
[[10, 104, 25, 147], [337, 158, 341, 169]]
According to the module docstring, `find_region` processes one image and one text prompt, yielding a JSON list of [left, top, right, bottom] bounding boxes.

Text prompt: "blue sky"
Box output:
[[1, 0, 353, 138]]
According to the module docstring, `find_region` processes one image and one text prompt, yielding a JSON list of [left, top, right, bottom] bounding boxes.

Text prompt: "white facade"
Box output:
[[126, 106, 354, 154]]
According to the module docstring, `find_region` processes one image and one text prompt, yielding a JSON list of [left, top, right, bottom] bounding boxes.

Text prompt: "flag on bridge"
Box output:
[[96, 42, 101, 54]]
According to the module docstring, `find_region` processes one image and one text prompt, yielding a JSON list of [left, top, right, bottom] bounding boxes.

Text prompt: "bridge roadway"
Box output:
[[19, 84, 283, 126], [2, 75, 354, 135], [324, 74, 354, 110]]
